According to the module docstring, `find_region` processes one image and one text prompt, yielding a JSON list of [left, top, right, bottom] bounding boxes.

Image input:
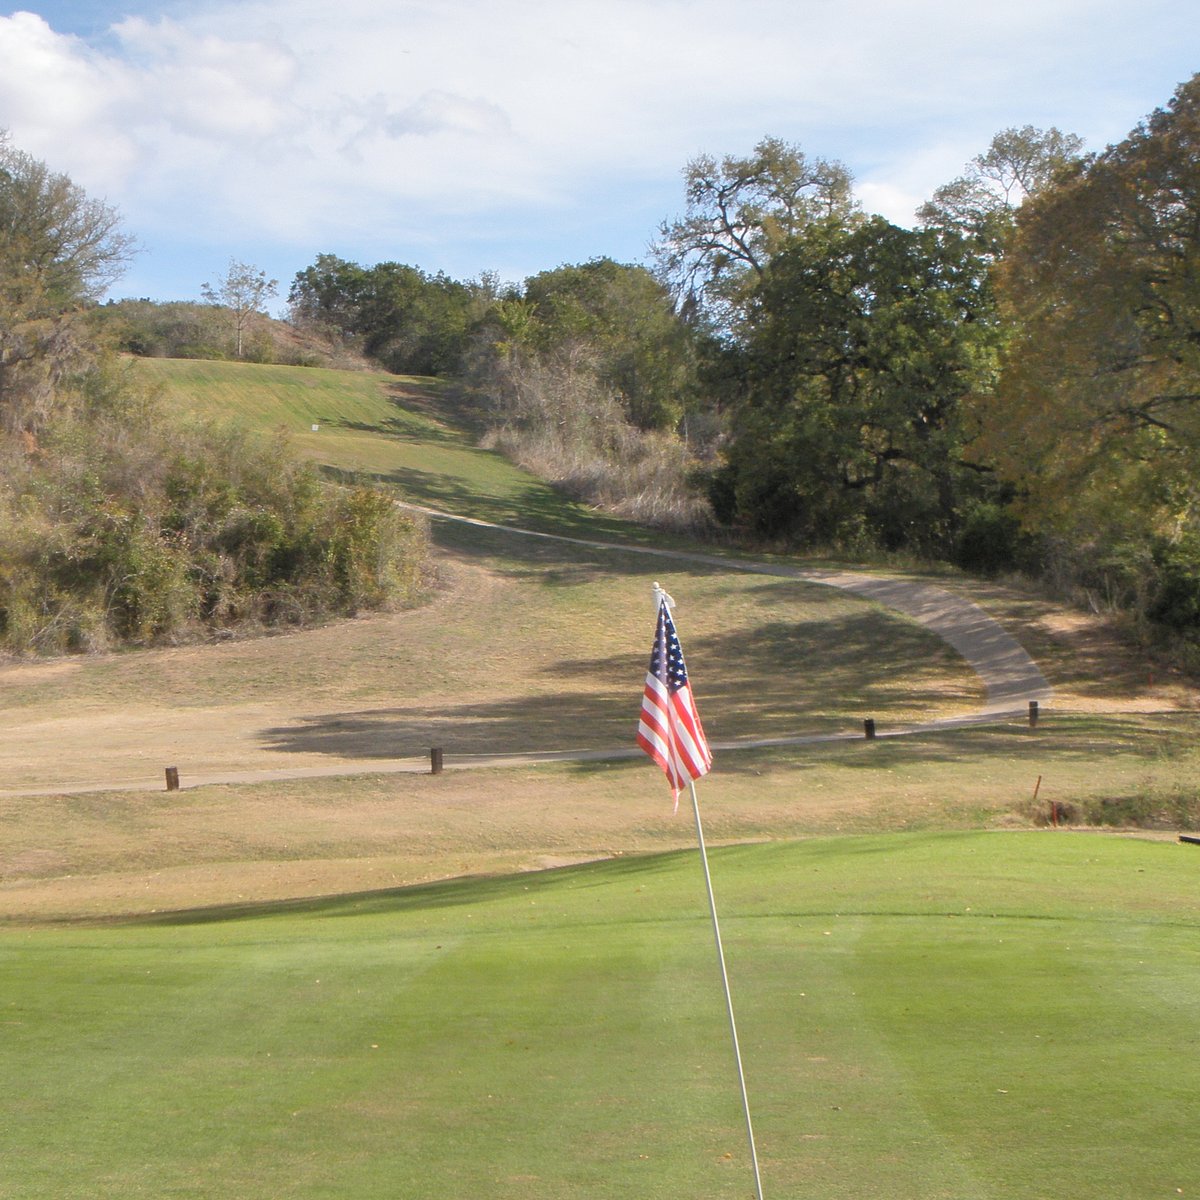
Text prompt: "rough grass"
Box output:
[[3, 833, 1198, 1199], [3, 357, 1199, 921], [0, 529, 984, 793]]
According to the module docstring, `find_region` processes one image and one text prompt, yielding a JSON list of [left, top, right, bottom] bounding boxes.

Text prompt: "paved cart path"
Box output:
[[413, 508, 1051, 718]]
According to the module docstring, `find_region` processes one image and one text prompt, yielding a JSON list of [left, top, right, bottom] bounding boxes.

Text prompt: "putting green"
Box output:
[[3, 832, 1197, 1198]]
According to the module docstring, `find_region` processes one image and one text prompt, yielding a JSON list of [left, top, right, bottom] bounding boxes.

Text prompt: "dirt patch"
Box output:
[[526, 854, 614, 871], [0, 660, 82, 683]]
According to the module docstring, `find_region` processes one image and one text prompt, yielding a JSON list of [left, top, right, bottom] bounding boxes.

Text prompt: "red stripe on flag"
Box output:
[[638, 670, 711, 805]]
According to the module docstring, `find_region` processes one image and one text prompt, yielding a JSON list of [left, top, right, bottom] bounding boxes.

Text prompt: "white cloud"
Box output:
[[0, 0, 1194, 297], [113, 16, 302, 141], [0, 12, 139, 189]]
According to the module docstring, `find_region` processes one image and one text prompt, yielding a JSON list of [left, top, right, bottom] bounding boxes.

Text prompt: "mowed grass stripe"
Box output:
[[3, 833, 1197, 1198]]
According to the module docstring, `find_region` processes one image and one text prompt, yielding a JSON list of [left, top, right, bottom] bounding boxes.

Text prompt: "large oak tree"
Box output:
[[713, 216, 998, 552]]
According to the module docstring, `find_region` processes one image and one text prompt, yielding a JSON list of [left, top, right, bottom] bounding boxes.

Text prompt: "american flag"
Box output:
[[637, 593, 712, 807]]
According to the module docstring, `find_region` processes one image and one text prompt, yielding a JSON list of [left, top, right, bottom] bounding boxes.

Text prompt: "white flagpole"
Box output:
[[688, 778, 765, 1200]]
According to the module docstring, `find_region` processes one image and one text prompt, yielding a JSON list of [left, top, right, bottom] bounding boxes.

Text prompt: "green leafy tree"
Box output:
[[288, 255, 474, 375], [714, 217, 998, 552], [287, 253, 369, 332], [521, 258, 694, 430], [654, 136, 857, 330]]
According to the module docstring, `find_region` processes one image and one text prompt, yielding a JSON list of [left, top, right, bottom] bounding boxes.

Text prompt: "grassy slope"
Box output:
[[3, 357, 1199, 915], [135, 357, 660, 539], [3, 834, 1197, 1199]]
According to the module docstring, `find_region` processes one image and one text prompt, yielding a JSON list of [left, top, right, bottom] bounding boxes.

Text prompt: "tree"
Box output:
[[713, 217, 998, 551], [201, 259, 278, 359], [975, 75, 1200, 634], [917, 125, 1084, 252], [521, 258, 695, 430], [653, 136, 857, 330], [287, 255, 474, 374], [287, 252, 369, 333], [0, 132, 135, 432]]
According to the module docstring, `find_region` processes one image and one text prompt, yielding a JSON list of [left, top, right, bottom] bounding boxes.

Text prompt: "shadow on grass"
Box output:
[[116, 848, 689, 928], [367, 464, 627, 540], [259, 688, 638, 758], [331, 417, 468, 447], [945, 582, 1200, 706], [454, 528, 727, 584], [385, 379, 491, 438], [704, 713, 1196, 779], [257, 607, 973, 759]]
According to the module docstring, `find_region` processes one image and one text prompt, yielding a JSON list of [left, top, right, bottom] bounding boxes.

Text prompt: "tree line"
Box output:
[[8, 71, 1200, 660], [275, 74, 1200, 661]]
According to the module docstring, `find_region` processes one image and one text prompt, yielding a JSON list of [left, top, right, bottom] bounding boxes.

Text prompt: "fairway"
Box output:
[[3, 833, 1197, 1199], [133, 357, 660, 541]]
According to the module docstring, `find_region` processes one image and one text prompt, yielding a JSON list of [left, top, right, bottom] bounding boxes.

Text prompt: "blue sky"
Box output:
[[2, 1, 1197, 311]]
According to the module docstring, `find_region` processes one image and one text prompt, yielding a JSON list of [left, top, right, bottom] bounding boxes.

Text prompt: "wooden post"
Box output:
[[1029, 700, 1039, 728], [165, 766, 180, 792], [863, 718, 876, 740], [430, 747, 443, 775]]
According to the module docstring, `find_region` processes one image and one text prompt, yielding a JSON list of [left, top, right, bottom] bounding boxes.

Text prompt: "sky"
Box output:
[[1, 1, 1197, 312]]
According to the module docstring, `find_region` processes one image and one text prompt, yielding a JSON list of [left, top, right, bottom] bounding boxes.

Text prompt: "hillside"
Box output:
[[134, 357, 658, 539]]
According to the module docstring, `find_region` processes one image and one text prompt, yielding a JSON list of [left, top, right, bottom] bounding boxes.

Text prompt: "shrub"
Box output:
[[1022, 782, 1200, 830], [1148, 540, 1200, 634], [954, 500, 1028, 575]]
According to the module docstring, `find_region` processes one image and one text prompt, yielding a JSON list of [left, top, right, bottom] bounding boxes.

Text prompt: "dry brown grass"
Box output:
[[4, 462, 1199, 924], [5, 706, 1200, 923], [0, 536, 981, 792], [5, 351, 1197, 934]]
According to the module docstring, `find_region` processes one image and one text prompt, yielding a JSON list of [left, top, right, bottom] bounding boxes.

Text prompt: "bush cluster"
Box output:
[[0, 365, 428, 654]]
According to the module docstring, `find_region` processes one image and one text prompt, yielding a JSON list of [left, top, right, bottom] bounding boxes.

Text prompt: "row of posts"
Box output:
[[162, 748, 446, 791], [161, 703, 1044, 790], [863, 700, 1040, 740]]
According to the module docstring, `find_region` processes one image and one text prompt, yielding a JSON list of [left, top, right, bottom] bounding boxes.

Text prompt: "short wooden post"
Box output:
[[863, 718, 876, 740], [1029, 700, 1039, 728], [430, 747, 443, 775], [165, 766, 180, 792]]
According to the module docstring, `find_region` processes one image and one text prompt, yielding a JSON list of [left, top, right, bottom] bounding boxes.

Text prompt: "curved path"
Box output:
[[0, 510, 1052, 796], [414, 506, 1052, 724]]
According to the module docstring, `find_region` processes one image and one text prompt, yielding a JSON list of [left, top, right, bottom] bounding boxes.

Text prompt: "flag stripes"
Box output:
[[637, 595, 712, 805]]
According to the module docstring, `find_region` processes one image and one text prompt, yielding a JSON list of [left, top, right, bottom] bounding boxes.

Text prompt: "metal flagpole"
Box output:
[[688, 778, 765, 1200]]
